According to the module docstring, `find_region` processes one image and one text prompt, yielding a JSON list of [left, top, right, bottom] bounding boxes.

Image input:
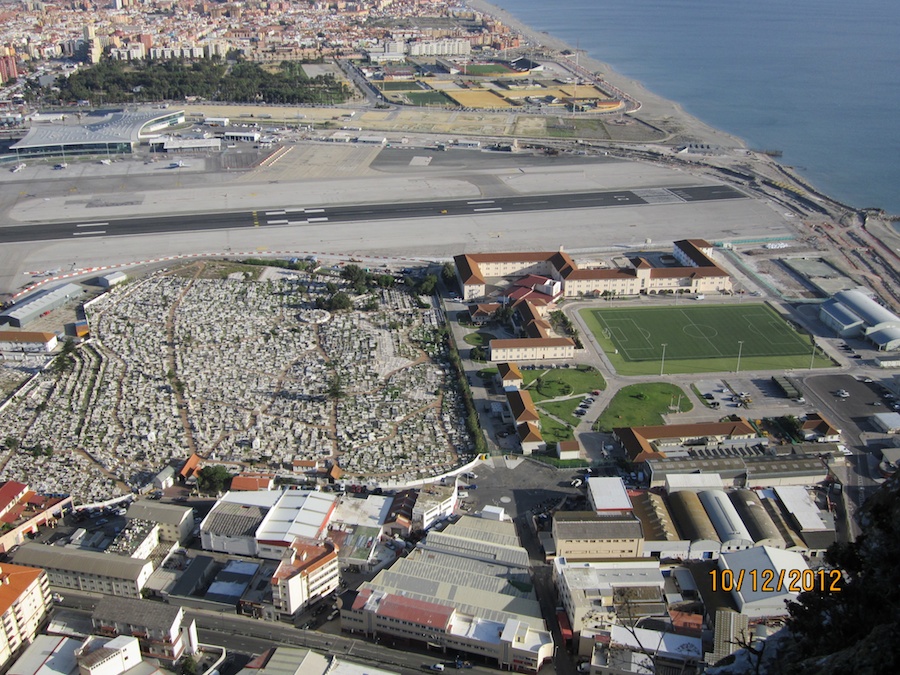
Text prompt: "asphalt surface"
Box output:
[[54, 592, 522, 675], [0, 185, 746, 244]]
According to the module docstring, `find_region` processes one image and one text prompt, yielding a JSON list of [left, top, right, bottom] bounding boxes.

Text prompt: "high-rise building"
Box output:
[[0, 564, 52, 670]]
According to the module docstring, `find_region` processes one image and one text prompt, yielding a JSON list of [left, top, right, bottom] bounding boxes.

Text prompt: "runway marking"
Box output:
[[473, 207, 502, 212], [512, 201, 548, 205], [467, 200, 495, 205], [72, 231, 106, 236], [74, 222, 109, 228], [267, 219, 289, 225], [305, 208, 325, 214], [265, 210, 286, 216], [307, 217, 329, 223]]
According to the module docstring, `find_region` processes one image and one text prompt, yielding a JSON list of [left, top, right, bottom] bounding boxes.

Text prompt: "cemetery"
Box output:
[[0, 263, 473, 500]]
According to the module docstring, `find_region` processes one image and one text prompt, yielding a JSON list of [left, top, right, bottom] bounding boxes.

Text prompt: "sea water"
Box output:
[[494, 0, 900, 214]]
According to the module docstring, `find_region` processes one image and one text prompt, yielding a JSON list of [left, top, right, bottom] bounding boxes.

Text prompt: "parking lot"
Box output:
[[453, 457, 586, 520]]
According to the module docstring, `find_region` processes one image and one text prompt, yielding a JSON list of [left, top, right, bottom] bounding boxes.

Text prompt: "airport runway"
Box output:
[[0, 185, 745, 244]]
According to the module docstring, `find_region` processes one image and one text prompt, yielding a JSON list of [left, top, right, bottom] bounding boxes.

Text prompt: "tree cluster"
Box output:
[[782, 474, 900, 672], [196, 465, 232, 494], [52, 59, 350, 105]]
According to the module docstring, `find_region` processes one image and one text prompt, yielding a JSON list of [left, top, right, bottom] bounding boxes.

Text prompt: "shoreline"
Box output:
[[465, 0, 749, 150], [462, 0, 900, 304]]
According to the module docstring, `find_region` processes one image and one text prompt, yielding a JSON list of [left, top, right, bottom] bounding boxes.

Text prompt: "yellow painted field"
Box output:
[[446, 90, 512, 108]]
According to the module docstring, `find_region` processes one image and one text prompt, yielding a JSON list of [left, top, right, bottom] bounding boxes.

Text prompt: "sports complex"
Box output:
[[580, 304, 833, 375]]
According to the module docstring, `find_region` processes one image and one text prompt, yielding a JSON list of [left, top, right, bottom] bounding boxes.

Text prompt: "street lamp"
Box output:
[[736, 340, 744, 374], [660, 343, 668, 376]]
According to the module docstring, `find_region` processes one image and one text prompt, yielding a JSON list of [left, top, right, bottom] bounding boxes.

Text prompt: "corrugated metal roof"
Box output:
[[376, 593, 453, 628], [93, 595, 180, 632], [14, 543, 151, 581]]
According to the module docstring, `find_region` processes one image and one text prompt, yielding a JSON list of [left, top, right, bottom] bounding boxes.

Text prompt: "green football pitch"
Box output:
[[580, 304, 833, 375]]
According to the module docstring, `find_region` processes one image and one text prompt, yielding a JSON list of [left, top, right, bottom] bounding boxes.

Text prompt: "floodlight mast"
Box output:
[[660, 343, 668, 376], [736, 340, 744, 374]]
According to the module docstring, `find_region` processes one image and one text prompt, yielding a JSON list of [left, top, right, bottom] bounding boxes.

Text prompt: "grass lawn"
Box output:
[[406, 91, 453, 106], [538, 398, 585, 427], [580, 304, 833, 375], [463, 64, 513, 75], [522, 365, 605, 402], [538, 413, 574, 443], [379, 81, 421, 91], [464, 332, 496, 347], [594, 382, 692, 432]]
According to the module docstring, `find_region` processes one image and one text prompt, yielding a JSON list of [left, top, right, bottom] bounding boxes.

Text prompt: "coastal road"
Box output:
[[0, 185, 746, 244]]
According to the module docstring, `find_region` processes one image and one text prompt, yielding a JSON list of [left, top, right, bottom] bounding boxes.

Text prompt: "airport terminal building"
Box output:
[[8, 108, 185, 160]]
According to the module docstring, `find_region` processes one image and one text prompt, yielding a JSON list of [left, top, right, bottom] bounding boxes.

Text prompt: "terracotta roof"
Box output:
[[230, 473, 274, 491], [506, 286, 556, 304], [453, 254, 485, 285], [624, 420, 756, 441], [0, 563, 44, 617], [497, 362, 523, 381], [802, 412, 840, 437], [507, 390, 540, 423], [491, 337, 574, 349], [468, 303, 500, 318], [516, 300, 544, 325], [517, 421, 543, 442], [514, 274, 553, 288], [0, 331, 57, 343], [673, 239, 717, 267], [564, 268, 635, 281], [466, 251, 561, 264], [0, 481, 27, 512], [375, 594, 454, 629], [548, 250, 577, 275], [558, 440, 580, 453], [351, 588, 373, 611], [272, 541, 336, 582], [179, 453, 201, 479], [615, 420, 756, 462]]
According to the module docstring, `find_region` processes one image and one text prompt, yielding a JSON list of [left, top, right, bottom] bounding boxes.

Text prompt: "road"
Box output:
[[0, 185, 745, 244], [55, 591, 514, 675], [795, 372, 885, 540]]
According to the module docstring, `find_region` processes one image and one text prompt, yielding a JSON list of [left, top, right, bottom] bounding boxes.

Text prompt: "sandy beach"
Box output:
[[465, 0, 748, 149]]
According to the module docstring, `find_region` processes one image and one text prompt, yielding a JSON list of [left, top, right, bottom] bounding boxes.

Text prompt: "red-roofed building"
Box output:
[[230, 473, 275, 492], [454, 241, 731, 302], [467, 303, 501, 325], [179, 453, 202, 481], [376, 594, 454, 631], [517, 421, 544, 456], [801, 413, 842, 443], [613, 419, 760, 462], [338, 586, 554, 673], [0, 563, 51, 669], [0, 482, 72, 554], [0, 482, 28, 521], [291, 459, 322, 475], [271, 540, 339, 618]]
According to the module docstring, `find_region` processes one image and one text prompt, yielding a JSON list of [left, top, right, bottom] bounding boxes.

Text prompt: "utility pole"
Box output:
[[660, 343, 668, 376], [736, 340, 744, 374]]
